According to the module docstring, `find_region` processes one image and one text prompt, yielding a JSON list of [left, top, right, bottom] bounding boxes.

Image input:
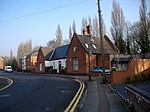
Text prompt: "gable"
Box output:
[[67, 33, 87, 55]]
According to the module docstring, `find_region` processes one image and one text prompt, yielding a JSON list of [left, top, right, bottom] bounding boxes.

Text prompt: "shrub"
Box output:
[[45, 66, 53, 73], [48, 69, 57, 74], [126, 76, 132, 84], [60, 68, 67, 74]]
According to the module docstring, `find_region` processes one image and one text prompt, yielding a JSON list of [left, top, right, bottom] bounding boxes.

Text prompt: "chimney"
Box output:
[[86, 25, 92, 35], [83, 24, 92, 35]]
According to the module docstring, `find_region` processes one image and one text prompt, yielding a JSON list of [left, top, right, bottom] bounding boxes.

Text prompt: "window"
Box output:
[[73, 46, 76, 51], [40, 63, 42, 71], [92, 44, 97, 49], [53, 62, 55, 69], [85, 43, 88, 48], [73, 58, 78, 71]]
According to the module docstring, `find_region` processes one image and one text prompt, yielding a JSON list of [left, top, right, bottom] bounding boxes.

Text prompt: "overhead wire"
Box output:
[[0, 0, 88, 22]]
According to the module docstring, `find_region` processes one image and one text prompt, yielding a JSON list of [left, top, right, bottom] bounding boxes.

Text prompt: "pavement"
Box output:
[[77, 77, 129, 112]]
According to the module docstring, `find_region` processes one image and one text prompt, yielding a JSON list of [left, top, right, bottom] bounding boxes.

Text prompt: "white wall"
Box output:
[[22, 56, 26, 70], [45, 59, 66, 73]]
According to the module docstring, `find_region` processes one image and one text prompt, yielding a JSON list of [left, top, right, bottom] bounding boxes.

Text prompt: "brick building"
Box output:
[[67, 25, 118, 75], [26, 50, 38, 72], [0, 56, 5, 70], [35, 47, 52, 73]]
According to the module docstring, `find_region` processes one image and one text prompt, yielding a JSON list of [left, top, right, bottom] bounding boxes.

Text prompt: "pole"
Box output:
[[88, 35, 92, 81], [97, 0, 106, 83]]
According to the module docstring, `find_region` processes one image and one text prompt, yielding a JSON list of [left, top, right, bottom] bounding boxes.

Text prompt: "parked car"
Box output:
[[4, 66, 13, 73], [91, 66, 110, 74]]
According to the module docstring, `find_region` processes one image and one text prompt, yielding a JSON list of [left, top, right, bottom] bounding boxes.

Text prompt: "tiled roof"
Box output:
[[26, 50, 38, 58], [45, 44, 69, 61], [41, 47, 53, 57], [77, 34, 119, 54]]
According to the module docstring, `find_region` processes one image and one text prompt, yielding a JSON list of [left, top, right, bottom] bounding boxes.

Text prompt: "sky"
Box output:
[[0, 0, 150, 57]]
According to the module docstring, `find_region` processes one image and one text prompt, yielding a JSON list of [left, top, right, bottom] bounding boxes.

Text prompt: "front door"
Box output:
[[58, 61, 61, 73]]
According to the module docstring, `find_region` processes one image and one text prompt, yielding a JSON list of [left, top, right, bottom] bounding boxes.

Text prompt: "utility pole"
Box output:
[[97, 0, 106, 83]]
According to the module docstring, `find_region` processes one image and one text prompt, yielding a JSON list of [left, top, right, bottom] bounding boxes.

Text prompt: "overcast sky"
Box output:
[[0, 0, 149, 57]]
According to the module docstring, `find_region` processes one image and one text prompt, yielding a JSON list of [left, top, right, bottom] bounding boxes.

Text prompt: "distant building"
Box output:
[[0, 56, 6, 70], [26, 50, 38, 72], [45, 44, 69, 73]]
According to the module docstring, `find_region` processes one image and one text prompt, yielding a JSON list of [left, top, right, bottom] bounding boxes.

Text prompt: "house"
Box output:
[[67, 25, 118, 75], [45, 44, 69, 73], [20, 56, 27, 71], [0, 56, 5, 70], [26, 50, 38, 72], [35, 47, 52, 73]]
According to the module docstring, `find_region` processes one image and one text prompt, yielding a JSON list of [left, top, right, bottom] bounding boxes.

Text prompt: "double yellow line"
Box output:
[[64, 79, 85, 112]]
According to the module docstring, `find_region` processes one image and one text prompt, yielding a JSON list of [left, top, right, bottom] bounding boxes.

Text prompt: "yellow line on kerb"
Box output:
[[64, 79, 85, 112]]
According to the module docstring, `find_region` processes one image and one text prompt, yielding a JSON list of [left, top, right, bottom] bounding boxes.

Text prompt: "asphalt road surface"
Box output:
[[0, 71, 79, 112]]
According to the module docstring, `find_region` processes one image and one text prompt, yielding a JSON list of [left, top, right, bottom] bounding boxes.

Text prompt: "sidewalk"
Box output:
[[79, 78, 128, 112]]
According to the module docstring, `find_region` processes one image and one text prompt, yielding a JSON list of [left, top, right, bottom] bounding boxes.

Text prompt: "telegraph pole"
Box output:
[[97, 0, 106, 83]]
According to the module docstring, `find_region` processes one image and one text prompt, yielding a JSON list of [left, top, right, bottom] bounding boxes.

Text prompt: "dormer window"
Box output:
[[92, 44, 97, 49], [85, 43, 88, 48]]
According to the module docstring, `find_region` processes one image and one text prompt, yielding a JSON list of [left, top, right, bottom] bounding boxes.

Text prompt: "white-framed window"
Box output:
[[73, 58, 78, 71], [53, 62, 55, 69], [85, 43, 88, 49], [92, 44, 97, 49], [40, 63, 42, 71], [73, 46, 76, 51]]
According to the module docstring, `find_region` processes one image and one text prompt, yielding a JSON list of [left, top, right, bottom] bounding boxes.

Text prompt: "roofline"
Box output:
[[104, 35, 120, 53]]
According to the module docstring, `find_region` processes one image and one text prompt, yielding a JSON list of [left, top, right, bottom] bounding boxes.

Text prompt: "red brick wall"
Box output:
[[67, 34, 87, 74], [112, 59, 150, 84], [35, 47, 45, 73], [98, 54, 110, 68], [26, 56, 37, 72]]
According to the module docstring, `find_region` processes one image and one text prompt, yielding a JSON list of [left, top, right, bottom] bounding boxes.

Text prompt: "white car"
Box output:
[[4, 66, 13, 72]]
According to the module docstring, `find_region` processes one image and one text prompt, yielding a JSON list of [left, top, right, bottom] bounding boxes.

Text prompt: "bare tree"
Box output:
[[62, 39, 70, 45], [47, 39, 58, 48], [93, 15, 99, 37], [69, 26, 72, 41], [55, 24, 62, 47], [110, 0, 126, 53], [137, 0, 150, 53], [10, 49, 13, 59], [72, 20, 76, 34]]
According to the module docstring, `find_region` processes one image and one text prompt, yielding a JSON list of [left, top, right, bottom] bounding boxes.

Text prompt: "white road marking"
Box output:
[[0, 94, 10, 98]]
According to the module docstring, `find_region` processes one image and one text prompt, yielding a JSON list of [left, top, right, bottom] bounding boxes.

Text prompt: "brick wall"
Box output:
[[35, 47, 45, 73], [67, 34, 87, 74], [26, 56, 37, 71], [0, 57, 4, 70], [112, 59, 150, 84], [126, 86, 150, 112]]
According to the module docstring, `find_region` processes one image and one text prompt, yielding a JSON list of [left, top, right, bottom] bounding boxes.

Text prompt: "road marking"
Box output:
[[0, 76, 13, 91], [64, 79, 85, 112], [0, 94, 10, 98]]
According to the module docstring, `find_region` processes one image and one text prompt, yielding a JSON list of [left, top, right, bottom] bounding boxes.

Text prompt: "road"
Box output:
[[0, 71, 79, 112]]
